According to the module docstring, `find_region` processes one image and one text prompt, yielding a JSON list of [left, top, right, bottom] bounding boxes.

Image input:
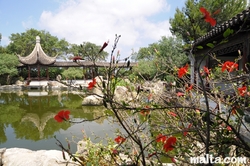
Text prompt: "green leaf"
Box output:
[[223, 28, 234, 38], [196, 45, 203, 49], [206, 43, 214, 48]]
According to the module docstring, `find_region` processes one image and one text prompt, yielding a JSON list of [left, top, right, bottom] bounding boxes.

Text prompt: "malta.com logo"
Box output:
[[190, 154, 248, 164]]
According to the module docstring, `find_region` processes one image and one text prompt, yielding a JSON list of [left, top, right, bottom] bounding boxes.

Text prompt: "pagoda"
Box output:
[[17, 36, 57, 80]]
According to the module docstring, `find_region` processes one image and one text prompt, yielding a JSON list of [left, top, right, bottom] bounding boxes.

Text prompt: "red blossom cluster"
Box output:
[[200, 7, 218, 26], [221, 61, 238, 72], [178, 64, 189, 78], [88, 78, 97, 90], [114, 135, 126, 144], [155, 134, 177, 153], [54, 110, 70, 123], [238, 86, 247, 97]]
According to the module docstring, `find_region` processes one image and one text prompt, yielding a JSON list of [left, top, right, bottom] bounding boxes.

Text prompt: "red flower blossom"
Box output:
[[156, 133, 167, 143], [221, 61, 238, 72], [99, 41, 109, 53], [227, 126, 232, 131], [168, 111, 177, 117], [54, 110, 70, 122], [238, 86, 247, 97], [177, 92, 185, 97], [186, 84, 193, 92], [163, 136, 177, 152], [183, 123, 192, 136], [203, 66, 210, 75], [72, 56, 84, 62], [178, 64, 189, 78], [200, 7, 216, 26], [140, 106, 150, 116], [114, 135, 126, 144], [88, 79, 96, 90]]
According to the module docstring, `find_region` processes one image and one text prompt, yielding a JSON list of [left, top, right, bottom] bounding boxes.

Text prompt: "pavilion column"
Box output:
[[38, 64, 40, 80], [46, 67, 49, 80], [28, 66, 31, 80]]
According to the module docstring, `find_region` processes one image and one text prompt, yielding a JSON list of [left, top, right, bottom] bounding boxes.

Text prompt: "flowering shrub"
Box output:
[[53, 9, 250, 166]]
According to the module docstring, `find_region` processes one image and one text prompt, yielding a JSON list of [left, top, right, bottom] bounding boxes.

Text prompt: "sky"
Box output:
[[0, 0, 185, 58]]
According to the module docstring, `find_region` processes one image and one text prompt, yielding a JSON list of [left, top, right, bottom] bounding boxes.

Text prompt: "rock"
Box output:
[[114, 86, 136, 102], [1, 148, 78, 166], [0, 148, 6, 166], [15, 80, 24, 85], [82, 95, 103, 106]]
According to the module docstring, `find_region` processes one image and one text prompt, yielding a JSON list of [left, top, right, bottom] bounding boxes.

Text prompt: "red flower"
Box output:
[[140, 106, 150, 116], [163, 136, 177, 152], [203, 66, 210, 75], [186, 84, 193, 92], [183, 123, 192, 136], [156, 133, 167, 143], [221, 61, 238, 72], [114, 135, 126, 144], [178, 64, 189, 78], [200, 7, 216, 26], [88, 78, 97, 90], [72, 56, 84, 62], [99, 41, 109, 53], [168, 111, 177, 117], [54, 110, 70, 122], [177, 92, 185, 97], [227, 126, 232, 131], [238, 86, 247, 97]]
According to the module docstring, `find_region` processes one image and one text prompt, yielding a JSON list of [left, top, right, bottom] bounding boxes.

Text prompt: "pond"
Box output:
[[0, 90, 120, 153]]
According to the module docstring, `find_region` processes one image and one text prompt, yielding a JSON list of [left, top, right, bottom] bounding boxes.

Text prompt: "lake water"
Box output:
[[0, 90, 119, 153]]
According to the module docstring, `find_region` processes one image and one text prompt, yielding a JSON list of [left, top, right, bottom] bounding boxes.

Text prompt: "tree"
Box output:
[[61, 67, 84, 80], [6, 28, 69, 57], [0, 53, 19, 84], [69, 42, 109, 62], [170, 0, 247, 44], [133, 36, 188, 80]]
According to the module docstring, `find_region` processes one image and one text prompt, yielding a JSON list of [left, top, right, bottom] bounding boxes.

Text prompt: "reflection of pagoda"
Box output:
[[17, 36, 57, 80], [21, 112, 56, 139]]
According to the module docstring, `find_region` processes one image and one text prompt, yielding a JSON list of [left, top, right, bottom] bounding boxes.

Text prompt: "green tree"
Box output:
[[133, 36, 188, 80], [0, 53, 19, 84], [69, 42, 109, 62], [61, 67, 84, 80], [6, 28, 69, 57], [170, 0, 247, 44]]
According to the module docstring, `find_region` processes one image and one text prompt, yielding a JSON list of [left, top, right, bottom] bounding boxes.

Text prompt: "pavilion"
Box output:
[[17, 36, 137, 81]]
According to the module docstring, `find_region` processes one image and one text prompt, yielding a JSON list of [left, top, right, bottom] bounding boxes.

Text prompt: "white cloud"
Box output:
[[38, 0, 172, 58], [22, 16, 34, 30]]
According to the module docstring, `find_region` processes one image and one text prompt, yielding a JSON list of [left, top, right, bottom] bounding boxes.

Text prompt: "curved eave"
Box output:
[[37, 45, 56, 65], [17, 47, 38, 65]]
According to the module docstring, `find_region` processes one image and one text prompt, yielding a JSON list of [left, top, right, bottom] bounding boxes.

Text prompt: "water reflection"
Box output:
[[0, 90, 118, 152]]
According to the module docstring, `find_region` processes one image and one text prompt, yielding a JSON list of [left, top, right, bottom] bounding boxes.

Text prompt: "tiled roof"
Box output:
[[194, 7, 250, 46], [17, 36, 57, 65]]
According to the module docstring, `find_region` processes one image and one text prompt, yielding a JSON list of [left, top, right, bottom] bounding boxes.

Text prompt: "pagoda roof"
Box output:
[[17, 36, 57, 65]]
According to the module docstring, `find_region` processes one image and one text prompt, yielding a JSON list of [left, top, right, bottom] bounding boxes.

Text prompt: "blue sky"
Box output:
[[0, 0, 185, 57]]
